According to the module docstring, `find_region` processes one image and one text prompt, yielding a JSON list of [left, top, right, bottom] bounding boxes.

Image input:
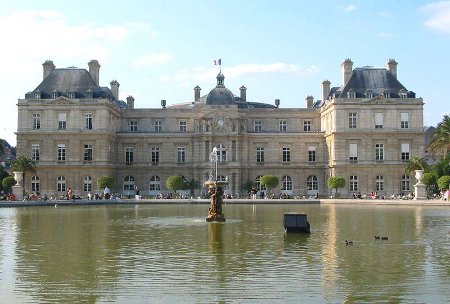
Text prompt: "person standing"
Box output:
[[67, 187, 73, 201], [104, 186, 111, 199]]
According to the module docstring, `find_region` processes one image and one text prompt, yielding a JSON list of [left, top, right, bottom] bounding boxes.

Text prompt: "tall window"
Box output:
[[58, 113, 67, 130], [401, 143, 410, 161], [33, 113, 41, 130], [177, 147, 186, 164], [129, 121, 138, 132], [349, 175, 358, 191], [402, 175, 410, 191], [375, 175, 384, 191], [179, 121, 187, 132], [125, 147, 134, 164], [282, 147, 290, 164], [281, 176, 293, 191], [349, 143, 358, 162], [85, 113, 93, 130], [149, 176, 161, 191], [84, 144, 93, 162], [83, 176, 92, 192], [254, 120, 262, 132], [400, 112, 409, 129], [216, 144, 227, 163], [375, 113, 383, 129], [279, 120, 287, 132], [307, 175, 318, 191], [123, 176, 135, 192], [154, 120, 162, 132], [256, 147, 265, 164], [151, 147, 160, 165], [32, 144, 40, 161], [349, 113, 357, 129], [31, 176, 40, 193], [375, 144, 384, 162], [254, 176, 266, 191], [303, 120, 311, 132], [57, 176, 66, 192], [308, 147, 316, 163], [57, 144, 66, 162]]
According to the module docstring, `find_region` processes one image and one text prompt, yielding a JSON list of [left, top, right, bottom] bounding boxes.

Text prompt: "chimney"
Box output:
[[110, 80, 120, 100], [126, 95, 134, 109], [161, 99, 166, 109], [321, 80, 331, 102], [386, 58, 398, 79], [88, 59, 101, 86], [42, 60, 55, 80], [194, 85, 201, 102], [306, 95, 314, 108], [341, 58, 353, 86], [275, 99, 280, 108], [240, 85, 247, 102]]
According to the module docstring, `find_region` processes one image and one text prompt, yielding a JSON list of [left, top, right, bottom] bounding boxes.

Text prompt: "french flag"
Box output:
[[214, 59, 222, 65]]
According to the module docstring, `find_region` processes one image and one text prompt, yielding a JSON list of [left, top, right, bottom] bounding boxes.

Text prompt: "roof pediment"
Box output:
[[46, 96, 79, 105]]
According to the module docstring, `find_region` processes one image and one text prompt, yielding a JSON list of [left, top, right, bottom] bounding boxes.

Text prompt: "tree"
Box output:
[[422, 172, 438, 195], [166, 175, 186, 196], [241, 180, 254, 195], [437, 175, 450, 190], [0, 139, 4, 155], [184, 177, 200, 197], [96, 176, 114, 190], [428, 115, 450, 155], [2, 176, 16, 193], [0, 165, 9, 192], [327, 176, 346, 197], [11, 155, 36, 190], [404, 156, 428, 175], [259, 175, 279, 195]]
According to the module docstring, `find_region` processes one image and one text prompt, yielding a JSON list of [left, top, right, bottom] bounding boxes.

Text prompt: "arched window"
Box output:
[[123, 176, 135, 192], [401, 175, 410, 191], [281, 176, 292, 191], [254, 175, 266, 191], [375, 175, 384, 191], [31, 176, 40, 193], [57, 176, 66, 192], [83, 176, 93, 192], [307, 175, 318, 191], [149, 176, 161, 191], [215, 144, 227, 163], [349, 176, 358, 191]]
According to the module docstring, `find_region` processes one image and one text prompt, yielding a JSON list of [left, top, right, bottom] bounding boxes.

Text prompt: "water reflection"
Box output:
[[0, 204, 449, 303]]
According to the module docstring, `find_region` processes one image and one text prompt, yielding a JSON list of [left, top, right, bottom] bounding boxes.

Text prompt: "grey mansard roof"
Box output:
[[327, 67, 415, 100]]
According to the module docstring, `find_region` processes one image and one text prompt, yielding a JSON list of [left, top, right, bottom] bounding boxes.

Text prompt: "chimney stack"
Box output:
[[341, 58, 353, 86], [126, 95, 134, 109], [321, 80, 331, 102], [161, 99, 166, 109], [386, 59, 398, 79], [306, 96, 314, 108], [42, 60, 55, 80], [110, 80, 120, 100], [194, 86, 201, 102], [88, 59, 101, 86], [275, 99, 280, 108], [240, 85, 247, 102]]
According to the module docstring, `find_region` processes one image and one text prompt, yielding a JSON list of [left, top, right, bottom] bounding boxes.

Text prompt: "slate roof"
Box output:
[[325, 67, 415, 100]]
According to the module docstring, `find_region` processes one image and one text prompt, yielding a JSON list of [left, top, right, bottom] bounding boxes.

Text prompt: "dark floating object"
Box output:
[[381, 236, 389, 240], [374, 236, 381, 240], [345, 239, 354, 245], [283, 213, 310, 233]]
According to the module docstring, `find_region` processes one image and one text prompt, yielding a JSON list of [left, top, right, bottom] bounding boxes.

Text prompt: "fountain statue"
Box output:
[[205, 147, 226, 222]]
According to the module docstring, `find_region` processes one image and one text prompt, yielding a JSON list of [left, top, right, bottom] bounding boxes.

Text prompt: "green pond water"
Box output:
[[0, 203, 449, 303]]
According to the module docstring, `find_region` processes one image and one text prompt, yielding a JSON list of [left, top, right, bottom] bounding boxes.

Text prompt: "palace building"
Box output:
[[16, 58, 424, 198]]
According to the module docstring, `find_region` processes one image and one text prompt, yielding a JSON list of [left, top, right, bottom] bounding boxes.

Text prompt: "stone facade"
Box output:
[[16, 58, 424, 198]]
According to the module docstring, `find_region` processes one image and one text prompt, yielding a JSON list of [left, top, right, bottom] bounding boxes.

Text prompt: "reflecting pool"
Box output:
[[1, 203, 450, 303]]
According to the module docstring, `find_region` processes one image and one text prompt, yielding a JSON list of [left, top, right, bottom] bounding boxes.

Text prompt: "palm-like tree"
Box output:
[[428, 115, 450, 155], [405, 156, 428, 175], [11, 155, 36, 189]]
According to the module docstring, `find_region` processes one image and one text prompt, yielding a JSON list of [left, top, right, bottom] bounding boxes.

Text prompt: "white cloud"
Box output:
[[342, 4, 356, 13], [421, 1, 450, 34], [133, 52, 172, 66]]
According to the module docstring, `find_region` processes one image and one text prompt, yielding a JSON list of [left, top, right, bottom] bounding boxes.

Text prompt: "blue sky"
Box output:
[[1, 0, 449, 146]]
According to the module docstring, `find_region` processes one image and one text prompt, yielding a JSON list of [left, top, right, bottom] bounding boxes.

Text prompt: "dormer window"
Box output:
[[399, 89, 407, 99], [86, 89, 93, 99], [51, 90, 58, 99], [382, 89, 390, 98], [34, 90, 41, 99], [347, 89, 356, 99], [68, 91, 76, 99], [365, 90, 373, 98]]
